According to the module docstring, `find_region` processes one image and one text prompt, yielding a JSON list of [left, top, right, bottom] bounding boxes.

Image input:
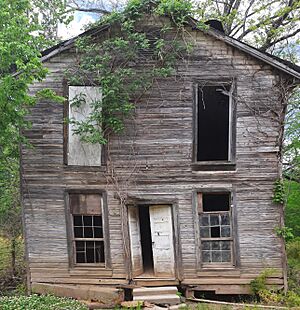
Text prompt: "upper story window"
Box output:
[[67, 86, 102, 166], [193, 83, 235, 169]]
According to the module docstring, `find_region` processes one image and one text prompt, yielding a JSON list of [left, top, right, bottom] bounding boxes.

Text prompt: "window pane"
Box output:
[[200, 227, 210, 238], [95, 241, 105, 263], [211, 226, 220, 238], [94, 227, 103, 238], [210, 214, 219, 226], [76, 241, 85, 251], [73, 215, 82, 226], [212, 241, 221, 250], [84, 227, 93, 238], [200, 215, 209, 226], [74, 227, 83, 238], [86, 241, 95, 263], [221, 226, 231, 237], [76, 252, 85, 263], [212, 251, 222, 262], [202, 241, 210, 251], [202, 251, 211, 263], [94, 215, 102, 226], [83, 216, 92, 226], [221, 213, 230, 225], [221, 241, 231, 250], [222, 250, 231, 262]]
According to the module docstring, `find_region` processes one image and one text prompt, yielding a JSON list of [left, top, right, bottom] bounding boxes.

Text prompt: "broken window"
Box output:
[[196, 84, 232, 162], [198, 193, 233, 265], [69, 193, 105, 264], [67, 86, 102, 166]]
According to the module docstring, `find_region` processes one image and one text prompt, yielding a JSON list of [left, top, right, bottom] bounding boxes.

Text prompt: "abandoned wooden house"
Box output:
[[21, 7, 300, 304]]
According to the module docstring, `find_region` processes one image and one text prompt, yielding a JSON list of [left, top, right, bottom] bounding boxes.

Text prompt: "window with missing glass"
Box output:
[[69, 193, 105, 265], [197, 192, 233, 265]]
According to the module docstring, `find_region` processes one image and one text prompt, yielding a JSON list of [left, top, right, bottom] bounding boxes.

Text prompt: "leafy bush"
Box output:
[[0, 294, 88, 310]]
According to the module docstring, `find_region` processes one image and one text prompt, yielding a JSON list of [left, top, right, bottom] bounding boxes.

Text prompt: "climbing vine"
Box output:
[[67, 0, 194, 145]]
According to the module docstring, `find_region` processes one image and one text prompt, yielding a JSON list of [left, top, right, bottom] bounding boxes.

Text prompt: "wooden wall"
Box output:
[[21, 21, 287, 293]]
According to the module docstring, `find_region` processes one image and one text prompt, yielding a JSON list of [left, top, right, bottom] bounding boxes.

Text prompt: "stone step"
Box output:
[[133, 286, 178, 296], [133, 294, 180, 305]]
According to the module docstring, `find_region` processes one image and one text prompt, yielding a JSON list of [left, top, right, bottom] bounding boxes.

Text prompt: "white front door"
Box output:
[[128, 206, 143, 277], [149, 205, 175, 277]]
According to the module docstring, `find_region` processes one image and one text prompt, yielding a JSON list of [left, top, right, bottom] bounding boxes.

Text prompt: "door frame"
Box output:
[[125, 197, 182, 281]]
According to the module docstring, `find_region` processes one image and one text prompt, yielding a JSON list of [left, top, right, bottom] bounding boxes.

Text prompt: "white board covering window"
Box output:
[[68, 86, 102, 166]]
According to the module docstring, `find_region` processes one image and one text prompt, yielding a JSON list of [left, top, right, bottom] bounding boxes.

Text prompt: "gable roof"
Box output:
[[41, 19, 300, 80]]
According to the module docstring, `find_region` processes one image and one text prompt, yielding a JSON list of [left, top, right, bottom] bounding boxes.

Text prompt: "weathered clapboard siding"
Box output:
[[20, 19, 291, 294]]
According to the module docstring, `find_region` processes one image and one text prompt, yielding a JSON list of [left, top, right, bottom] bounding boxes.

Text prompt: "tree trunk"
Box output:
[[11, 238, 16, 276]]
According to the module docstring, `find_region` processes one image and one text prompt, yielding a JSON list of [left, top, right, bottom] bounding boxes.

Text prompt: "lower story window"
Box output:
[[69, 193, 105, 264], [198, 192, 233, 265]]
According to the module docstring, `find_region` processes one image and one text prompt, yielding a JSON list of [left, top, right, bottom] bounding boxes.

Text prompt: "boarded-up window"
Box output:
[[198, 192, 233, 265], [196, 85, 232, 161], [68, 86, 102, 166], [70, 193, 105, 264]]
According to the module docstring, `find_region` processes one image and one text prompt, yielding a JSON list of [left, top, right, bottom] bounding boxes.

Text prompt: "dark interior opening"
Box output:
[[203, 193, 230, 212], [138, 206, 154, 273], [197, 85, 230, 161]]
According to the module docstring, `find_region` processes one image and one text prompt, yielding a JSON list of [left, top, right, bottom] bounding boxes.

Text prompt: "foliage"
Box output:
[[272, 179, 285, 204], [0, 237, 25, 296], [287, 237, 300, 295], [249, 269, 276, 296], [285, 180, 300, 237], [249, 267, 300, 307], [68, 0, 189, 145], [0, 294, 88, 310], [274, 226, 294, 241], [194, 0, 300, 53]]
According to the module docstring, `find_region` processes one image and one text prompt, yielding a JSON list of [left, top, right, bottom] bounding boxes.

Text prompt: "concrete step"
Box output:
[[133, 286, 178, 296], [133, 294, 180, 305]]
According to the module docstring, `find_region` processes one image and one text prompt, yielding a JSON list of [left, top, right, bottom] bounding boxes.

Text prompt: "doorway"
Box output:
[[128, 204, 175, 278]]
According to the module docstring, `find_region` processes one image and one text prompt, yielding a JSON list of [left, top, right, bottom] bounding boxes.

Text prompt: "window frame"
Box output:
[[63, 80, 107, 169], [65, 189, 111, 269], [193, 189, 240, 270], [192, 80, 236, 171]]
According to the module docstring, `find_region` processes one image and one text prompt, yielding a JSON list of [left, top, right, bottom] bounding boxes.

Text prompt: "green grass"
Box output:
[[0, 294, 88, 310]]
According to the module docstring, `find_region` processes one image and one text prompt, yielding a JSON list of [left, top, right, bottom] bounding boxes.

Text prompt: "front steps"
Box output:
[[133, 286, 180, 305]]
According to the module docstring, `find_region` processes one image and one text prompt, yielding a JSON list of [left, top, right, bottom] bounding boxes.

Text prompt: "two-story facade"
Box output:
[[21, 12, 300, 303]]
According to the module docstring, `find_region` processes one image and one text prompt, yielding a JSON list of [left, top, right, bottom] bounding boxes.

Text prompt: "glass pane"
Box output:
[[74, 227, 83, 238], [200, 227, 210, 238], [73, 215, 82, 226], [83, 216, 92, 226], [222, 250, 231, 262], [95, 241, 105, 263], [210, 215, 219, 226], [221, 241, 231, 250], [202, 250, 211, 263], [212, 241, 221, 250], [211, 226, 220, 237], [202, 241, 210, 250], [94, 216, 102, 227], [86, 241, 95, 263], [76, 252, 85, 263], [200, 215, 209, 226], [94, 227, 103, 238], [84, 227, 93, 238], [221, 213, 230, 225], [212, 251, 222, 262], [75, 241, 85, 251], [221, 226, 231, 237]]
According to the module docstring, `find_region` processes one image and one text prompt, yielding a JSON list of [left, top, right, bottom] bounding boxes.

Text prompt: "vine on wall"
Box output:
[[67, 0, 194, 145]]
